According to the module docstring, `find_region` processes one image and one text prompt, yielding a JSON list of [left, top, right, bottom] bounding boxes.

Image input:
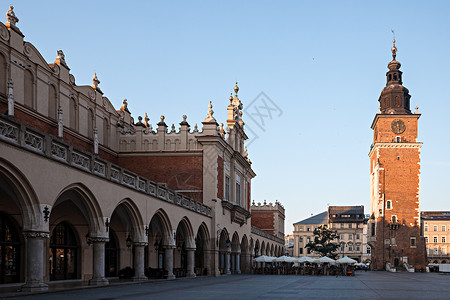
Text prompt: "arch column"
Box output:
[[89, 237, 109, 285], [164, 246, 175, 279], [235, 252, 241, 274], [186, 247, 196, 278], [225, 250, 231, 275], [22, 231, 49, 292], [133, 242, 148, 281]]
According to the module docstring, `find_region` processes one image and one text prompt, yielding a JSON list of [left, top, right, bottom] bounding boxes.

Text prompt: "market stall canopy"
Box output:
[[273, 256, 297, 263], [314, 256, 336, 265], [254, 255, 276, 263], [336, 256, 357, 265], [297, 256, 315, 263]]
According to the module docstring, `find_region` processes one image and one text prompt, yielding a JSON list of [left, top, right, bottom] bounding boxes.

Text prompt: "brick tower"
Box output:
[[367, 38, 427, 271]]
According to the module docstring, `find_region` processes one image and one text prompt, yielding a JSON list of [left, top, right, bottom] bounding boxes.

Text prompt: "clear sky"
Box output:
[[8, 1, 450, 234]]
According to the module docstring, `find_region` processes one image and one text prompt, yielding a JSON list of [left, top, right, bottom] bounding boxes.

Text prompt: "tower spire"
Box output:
[[391, 28, 397, 61]]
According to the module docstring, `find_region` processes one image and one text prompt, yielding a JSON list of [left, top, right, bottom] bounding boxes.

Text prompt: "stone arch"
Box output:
[[149, 209, 173, 247], [261, 241, 266, 256], [53, 183, 104, 233], [231, 232, 240, 253], [254, 239, 260, 256], [112, 198, 144, 241], [270, 244, 274, 256], [176, 217, 195, 248], [195, 222, 209, 275], [0, 158, 40, 231], [240, 235, 249, 273]]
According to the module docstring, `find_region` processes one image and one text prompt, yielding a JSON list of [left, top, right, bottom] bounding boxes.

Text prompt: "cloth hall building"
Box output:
[[0, 7, 284, 291]]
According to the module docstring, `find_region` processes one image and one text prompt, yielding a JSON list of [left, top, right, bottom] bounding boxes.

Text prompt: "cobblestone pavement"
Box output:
[[7, 272, 450, 300]]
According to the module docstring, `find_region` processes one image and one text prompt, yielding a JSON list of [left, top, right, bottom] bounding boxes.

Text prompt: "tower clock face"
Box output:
[[391, 119, 406, 134]]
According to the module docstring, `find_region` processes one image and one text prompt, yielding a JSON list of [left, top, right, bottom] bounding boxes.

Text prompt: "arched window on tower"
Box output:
[[0, 53, 6, 96], [103, 118, 109, 147], [69, 98, 77, 130], [24, 69, 34, 108], [48, 85, 57, 120]]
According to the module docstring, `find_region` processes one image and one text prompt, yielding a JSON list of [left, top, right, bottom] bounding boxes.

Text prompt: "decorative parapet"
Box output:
[[0, 114, 212, 218], [222, 200, 251, 226], [251, 199, 285, 217], [251, 226, 284, 244]]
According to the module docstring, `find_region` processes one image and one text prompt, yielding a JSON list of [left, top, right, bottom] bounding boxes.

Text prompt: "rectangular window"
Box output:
[[235, 182, 241, 205], [367, 247, 371, 254], [443, 247, 447, 255], [349, 223, 352, 229], [434, 225, 438, 231], [299, 248, 303, 254], [442, 236, 446, 243], [299, 237, 303, 243], [356, 234, 360, 240], [410, 237, 416, 247], [341, 244, 344, 252], [434, 236, 438, 243], [307, 227, 310, 231], [307, 248, 311, 254], [340, 223, 344, 228], [425, 236, 429, 243], [371, 223, 375, 236], [356, 245, 360, 251], [442, 225, 446, 232], [225, 176, 230, 201], [299, 226, 304, 231], [424, 225, 428, 231], [340, 234, 344, 240], [349, 245, 353, 251], [348, 234, 353, 240]]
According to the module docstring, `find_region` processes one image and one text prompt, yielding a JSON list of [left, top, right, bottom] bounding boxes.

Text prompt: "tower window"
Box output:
[[393, 74, 397, 81], [396, 136, 401, 143], [410, 237, 416, 247], [391, 215, 397, 223], [386, 200, 392, 210]]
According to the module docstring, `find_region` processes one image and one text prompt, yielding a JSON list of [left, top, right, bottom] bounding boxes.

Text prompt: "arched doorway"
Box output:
[[105, 228, 119, 277], [218, 229, 230, 275], [147, 210, 173, 279], [0, 213, 21, 283], [49, 222, 79, 281], [195, 223, 208, 276]]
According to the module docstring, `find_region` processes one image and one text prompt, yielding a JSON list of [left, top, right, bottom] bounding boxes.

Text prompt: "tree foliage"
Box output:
[[305, 225, 339, 259]]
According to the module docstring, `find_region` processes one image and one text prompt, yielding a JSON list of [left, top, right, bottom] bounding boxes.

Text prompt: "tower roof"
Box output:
[[378, 35, 412, 115]]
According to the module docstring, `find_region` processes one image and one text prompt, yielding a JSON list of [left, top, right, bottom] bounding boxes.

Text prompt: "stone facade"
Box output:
[[250, 200, 285, 239], [0, 7, 284, 291], [421, 211, 450, 264], [367, 39, 427, 271]]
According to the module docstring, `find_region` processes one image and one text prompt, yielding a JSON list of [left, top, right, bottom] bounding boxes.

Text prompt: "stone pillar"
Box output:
[[133, 242, 148, 281], [225, 251, 231, 275], [220, 252, 224, 270], [236, 253, 241, 274], [164, 246, 175, 279], [57, 106, 63, 138], [7, 79, 14, 117], [186, 248, 196, 278], [231, 253, 235, 273], [89, 238, 109, 285], [94, 128, 99, 155], [22, 232, 49, 292]]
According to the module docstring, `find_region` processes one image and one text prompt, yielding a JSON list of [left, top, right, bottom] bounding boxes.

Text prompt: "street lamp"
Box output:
[[126, 234, 132, 248]]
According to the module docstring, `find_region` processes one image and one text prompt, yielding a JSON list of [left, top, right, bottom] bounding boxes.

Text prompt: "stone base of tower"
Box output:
[[369, 219, 427, 271]]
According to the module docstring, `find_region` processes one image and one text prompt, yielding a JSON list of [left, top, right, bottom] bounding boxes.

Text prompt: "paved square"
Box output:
[[11, 272, 450, 300]]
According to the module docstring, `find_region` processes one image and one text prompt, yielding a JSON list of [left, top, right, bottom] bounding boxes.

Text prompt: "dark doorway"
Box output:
[[0, 213, 20, 284], [105, 229, 119, 277], [49, 222, 78, 281]]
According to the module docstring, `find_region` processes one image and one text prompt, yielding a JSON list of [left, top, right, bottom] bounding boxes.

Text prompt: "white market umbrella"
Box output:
[[255, 255, 275, 263], [274, 256, 296, 263], [336, 256, 357, 265], [297, 256, 315, 263], [314, 256, 336, 265]]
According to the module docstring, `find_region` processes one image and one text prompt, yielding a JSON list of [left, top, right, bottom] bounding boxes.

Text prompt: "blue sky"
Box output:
[[9, 1, 450, 233]]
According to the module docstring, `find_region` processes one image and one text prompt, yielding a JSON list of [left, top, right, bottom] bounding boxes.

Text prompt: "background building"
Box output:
[[293, 212, 328, 258], [421, 211, 450, 264]]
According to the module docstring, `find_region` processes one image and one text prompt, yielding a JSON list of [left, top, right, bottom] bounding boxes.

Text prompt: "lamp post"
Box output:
[[126, 234, 132, 267]]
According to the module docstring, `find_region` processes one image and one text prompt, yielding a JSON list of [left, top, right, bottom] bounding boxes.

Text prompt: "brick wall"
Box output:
[[251, 211, 275, 235], [118, 155, 203, 203]]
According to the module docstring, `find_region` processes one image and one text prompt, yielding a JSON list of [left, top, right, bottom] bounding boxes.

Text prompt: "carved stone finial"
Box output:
[[120, 99, 128, 112], [160, 115, 165, 122], [219, 123, 224, 136], [263, 199, 266, 205], [6, 6, 19, 26], [229, 92, 233, 105], [182, 115, 187, 122], [415, 105, 419, 114], [56, 50, 66, 67], [144, 113, 150, 126], [203, 101, 216, 122], [194, 123, 198, 132], [92, 72, 100, 90], [234, 81, 239, 95], [378, 105, 381, 113], [243, 146, 248, 158], [171, 124, 175, 132], [252, 200, 255, 206]]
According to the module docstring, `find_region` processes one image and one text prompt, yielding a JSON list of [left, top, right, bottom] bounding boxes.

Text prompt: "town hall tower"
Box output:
[[368, 38, 427, 271]]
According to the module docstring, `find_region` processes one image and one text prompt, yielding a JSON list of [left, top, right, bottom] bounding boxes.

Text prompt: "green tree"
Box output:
[[305, 225, 339, 258]]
